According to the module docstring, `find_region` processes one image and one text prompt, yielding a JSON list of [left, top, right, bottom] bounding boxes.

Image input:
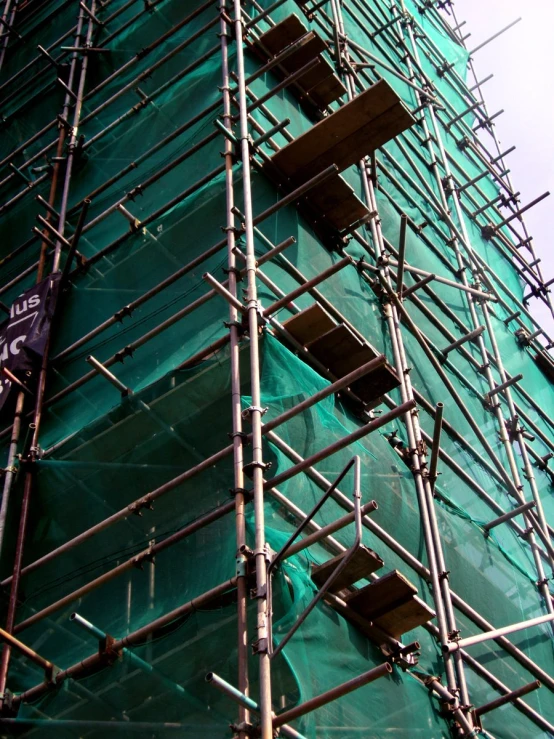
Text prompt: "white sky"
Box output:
[[442, 0, 554, 337]]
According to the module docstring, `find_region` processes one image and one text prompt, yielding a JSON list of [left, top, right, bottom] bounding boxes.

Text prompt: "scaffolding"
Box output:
[[0, 0, 552, 736]]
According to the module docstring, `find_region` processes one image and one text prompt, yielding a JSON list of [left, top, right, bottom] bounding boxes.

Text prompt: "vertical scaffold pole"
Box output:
[[422, 49, 554, 606], [232, 2, 273, 736], [36, 7, 87, 281], [398, 0, 553, 644], [390, 2, 473, 719], [330, 0, 470, 728], [0, 391, 24, 559], [0, 1, 92, 703], [0, 0, 16, 73], [52, 0, 96, 272], [219, 3, 249, 737]]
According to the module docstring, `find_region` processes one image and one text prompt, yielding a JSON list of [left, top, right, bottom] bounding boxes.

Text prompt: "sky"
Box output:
[[441, 0, 554, 338]]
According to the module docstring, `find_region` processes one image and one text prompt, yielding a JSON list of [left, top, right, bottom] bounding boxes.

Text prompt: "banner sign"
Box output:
[[0, 273, 61, 415]]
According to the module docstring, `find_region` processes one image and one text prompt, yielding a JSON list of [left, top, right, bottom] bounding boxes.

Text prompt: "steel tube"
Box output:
[[234, 0, 275, 729], [0, 627, 53, 673], [401, 273, 435, 299], [0, 1, 84, 690], [486, 373, 523, 400], [445, 612, 554, 653], [203, 273, 247, 313], [69, 612, 194, 701], [3, 354, 388, 588], [206, 672, 307, 739], [263, 356, 387, 433], [271, 457, 364, 658], [428, 402, 443, 492], [489, 192, 550, 232], [218, 8, 250, 736], [396, 213, 407, 293], [339, 11, 465, 705], [13, 577, 238, 707], [426, 612, 553, 734], [474, 680, 541, 717], [266, 429, 554, 692], [441, 325, 485, 356], [266, 400, 415, 491], [483, 501, 536, 533], [14, 499, 237, 633], [263, 257, 350, 316], [0, 392, 24, 559], [468, 18, 522, 56], [60, 198, 90, 284], [273, 663, 392, 728], [285, 501, 378, 559], [86, 355, 130, 394]]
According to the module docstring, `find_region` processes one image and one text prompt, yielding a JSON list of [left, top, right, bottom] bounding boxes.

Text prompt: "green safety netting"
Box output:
[[0, 0, 553, 737]]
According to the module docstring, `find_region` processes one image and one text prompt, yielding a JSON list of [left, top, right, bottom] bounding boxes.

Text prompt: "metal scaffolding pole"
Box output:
[[0, 1, 552, 735]]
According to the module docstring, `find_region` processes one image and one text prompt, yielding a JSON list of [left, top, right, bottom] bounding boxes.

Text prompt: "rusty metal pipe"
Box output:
[[273, 663, 392, 728]]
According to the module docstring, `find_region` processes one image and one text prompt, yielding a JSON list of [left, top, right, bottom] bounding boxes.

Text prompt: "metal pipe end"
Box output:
[[436, 402, 444, 409], [384, 662, 393, 673], [205, 672, 214, 683], [69, 613, 77, 621]]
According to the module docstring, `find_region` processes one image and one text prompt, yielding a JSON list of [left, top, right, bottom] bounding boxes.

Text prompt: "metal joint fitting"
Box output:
[[227, 430, 249, 442], [223, 319, 247, 336], [98, 634, 122, 665], [242, 460, 271, 479], [235, 556, 248, 578], [114, 305, 133, 322], [251, 637, 268, 655], [250, 583, 267, 600], [222, 265, 242, 280], [114, 345, 134, 363], [45, 664, 62, 685], [230, 721, 256, 736], [229, 486, 251, 500], [0, 689, 16, 717], [241, 405, 268, 421]]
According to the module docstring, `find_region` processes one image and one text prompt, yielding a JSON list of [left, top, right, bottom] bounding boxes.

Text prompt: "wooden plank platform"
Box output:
[[373, 596, 434, 640], [307, 174, 370, 231], [282, 303, 335, 346], [256, 14, 325, 58], [345, 570, 434, 638], [311, 545, 384, 592], [306, 324, 400, 404], [345, 570, 417, 618], [253, 15, 346, 110], [269, 79, 415, 184], [282, 305, 400, 406]]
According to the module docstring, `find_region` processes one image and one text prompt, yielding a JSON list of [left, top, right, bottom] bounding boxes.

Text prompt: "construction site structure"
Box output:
[[0, 0, 553, 736]]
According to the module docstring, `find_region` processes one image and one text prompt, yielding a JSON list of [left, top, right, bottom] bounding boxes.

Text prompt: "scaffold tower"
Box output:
[[0, 0, 553, 737]]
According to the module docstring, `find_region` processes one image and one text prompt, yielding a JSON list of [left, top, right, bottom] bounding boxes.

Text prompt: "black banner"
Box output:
[[0, 273, 61, 416]]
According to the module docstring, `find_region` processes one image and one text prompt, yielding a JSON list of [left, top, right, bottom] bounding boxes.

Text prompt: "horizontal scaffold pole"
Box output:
[[2, 355, 389, 588], [13, 578, 239, 707]]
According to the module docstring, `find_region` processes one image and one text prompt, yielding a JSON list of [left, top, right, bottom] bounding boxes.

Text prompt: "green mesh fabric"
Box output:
[[0, 0, 553, 737]]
